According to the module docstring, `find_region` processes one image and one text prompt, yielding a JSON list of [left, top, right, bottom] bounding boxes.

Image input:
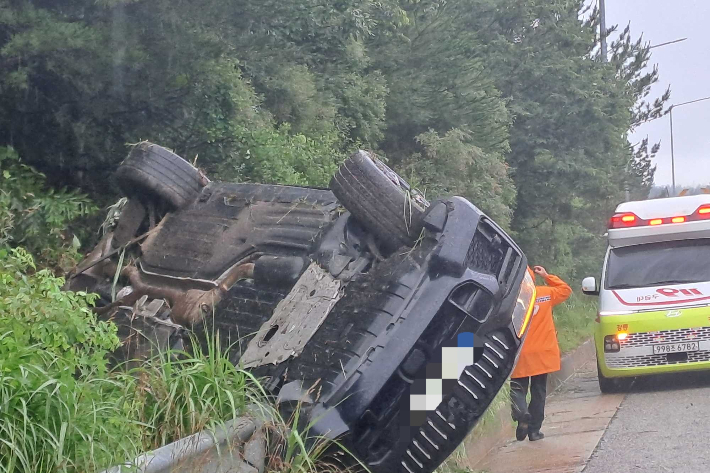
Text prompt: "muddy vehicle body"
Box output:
[[67, 143, 536, 473]]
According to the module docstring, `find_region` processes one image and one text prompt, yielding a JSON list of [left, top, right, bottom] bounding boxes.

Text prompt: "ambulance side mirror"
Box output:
[[582, 277, 599, 296]]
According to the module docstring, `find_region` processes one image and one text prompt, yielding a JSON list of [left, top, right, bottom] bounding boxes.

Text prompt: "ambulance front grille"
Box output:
[[606, 350, 710, 368], [608, 327, 710, 369], [621, 326, 710, 348]]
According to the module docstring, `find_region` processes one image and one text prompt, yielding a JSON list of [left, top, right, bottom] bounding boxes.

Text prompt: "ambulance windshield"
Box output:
[[606, 238, 710, 289]]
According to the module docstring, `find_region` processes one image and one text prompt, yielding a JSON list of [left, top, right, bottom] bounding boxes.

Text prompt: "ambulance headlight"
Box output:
[[512, 271, 536, 339]]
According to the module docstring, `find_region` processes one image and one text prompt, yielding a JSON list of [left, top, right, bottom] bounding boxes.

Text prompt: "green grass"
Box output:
[[0, 333, 269, 473], [0, 248, 347, 473], [129, 334, 268, 451], [0, 330, 345, 473], [554, 293, 597, 354], [133, 335, 353, 473], [0, 348, 142, 473]]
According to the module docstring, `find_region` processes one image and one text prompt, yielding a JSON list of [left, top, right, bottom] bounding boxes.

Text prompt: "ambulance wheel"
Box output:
[[597, 363, 621, 394]]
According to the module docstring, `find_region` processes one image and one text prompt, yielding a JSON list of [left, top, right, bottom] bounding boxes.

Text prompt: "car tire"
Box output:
[[330, 150, 429, 251], [115, 142, 205, 210], [597, 362, 621, 393]]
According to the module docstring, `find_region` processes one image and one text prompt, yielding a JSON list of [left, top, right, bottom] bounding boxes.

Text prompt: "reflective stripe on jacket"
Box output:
[[511, 274, 572, 378]]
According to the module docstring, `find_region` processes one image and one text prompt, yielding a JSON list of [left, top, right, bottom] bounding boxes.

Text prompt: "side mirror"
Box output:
[[582, 276, 599, 296]]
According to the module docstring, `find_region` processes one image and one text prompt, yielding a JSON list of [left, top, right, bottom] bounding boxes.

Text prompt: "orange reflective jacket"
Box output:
[[511, 273, 572, 379]]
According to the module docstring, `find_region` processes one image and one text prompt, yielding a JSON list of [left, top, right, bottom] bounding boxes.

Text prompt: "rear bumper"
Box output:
[[307, 197, 528, 473]]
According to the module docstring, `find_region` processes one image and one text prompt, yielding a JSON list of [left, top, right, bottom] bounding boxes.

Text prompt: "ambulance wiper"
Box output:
[[645, 280, 697, 287], [607, 283, 639, 289]]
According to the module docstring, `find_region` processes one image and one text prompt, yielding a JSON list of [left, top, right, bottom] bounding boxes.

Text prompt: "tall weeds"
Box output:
[[0, 248, 349, 472], [129, 333, 268, 451]]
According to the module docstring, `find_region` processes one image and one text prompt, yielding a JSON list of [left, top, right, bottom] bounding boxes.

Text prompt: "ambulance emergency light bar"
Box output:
[[609, 204, 710, 229]]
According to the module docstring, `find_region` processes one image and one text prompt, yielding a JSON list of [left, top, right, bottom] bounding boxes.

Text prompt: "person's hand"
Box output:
[[533, 266, 549, 278]]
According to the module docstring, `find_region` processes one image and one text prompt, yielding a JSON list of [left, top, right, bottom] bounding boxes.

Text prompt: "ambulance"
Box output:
[[582, 195, 710, 392]]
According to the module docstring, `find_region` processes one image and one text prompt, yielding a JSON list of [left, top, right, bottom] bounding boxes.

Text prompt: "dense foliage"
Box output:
[[0, 159, 269, 471], [0, 147, 96, 269], [0, 2, 664, 469], [0, 245, 348, 473], [0, 248, 135, 472], [1, 246, 299, 473], [0, 0, 665, 279]]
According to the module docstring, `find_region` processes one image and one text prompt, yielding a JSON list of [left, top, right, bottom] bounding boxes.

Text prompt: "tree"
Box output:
[[370, 0, 511, 159], [400, 129, 516, 229], [0, 0, 668, 282], [0, 0, 347, 198], [459, 0, 669, 279]]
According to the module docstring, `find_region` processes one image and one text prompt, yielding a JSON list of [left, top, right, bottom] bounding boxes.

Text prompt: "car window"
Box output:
[[606, 238, 710, 289]]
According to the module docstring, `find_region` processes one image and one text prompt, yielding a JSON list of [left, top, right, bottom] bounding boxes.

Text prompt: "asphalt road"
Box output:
[[584, 371, 710, 473]]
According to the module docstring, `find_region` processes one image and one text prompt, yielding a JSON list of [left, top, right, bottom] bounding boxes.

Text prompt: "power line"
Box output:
[[649, 38, 687, 49], [672, 95, 710, 109]]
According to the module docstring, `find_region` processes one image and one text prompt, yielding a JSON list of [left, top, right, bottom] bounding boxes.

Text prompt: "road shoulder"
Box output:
[[466, 341, 624, 473], [471, 354, 624, 473]]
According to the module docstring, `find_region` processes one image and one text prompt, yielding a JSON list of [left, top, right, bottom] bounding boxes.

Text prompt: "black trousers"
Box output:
[[510, 374, 548, 432]]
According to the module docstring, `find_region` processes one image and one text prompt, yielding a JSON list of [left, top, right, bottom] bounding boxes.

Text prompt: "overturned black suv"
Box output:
[[66, 142, 536, 473]]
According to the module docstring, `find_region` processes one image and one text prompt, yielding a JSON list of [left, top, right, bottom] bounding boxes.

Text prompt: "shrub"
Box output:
[[0, 248, 140, 473], [0, 147, 97, 270], [0, 249, 280, 472]]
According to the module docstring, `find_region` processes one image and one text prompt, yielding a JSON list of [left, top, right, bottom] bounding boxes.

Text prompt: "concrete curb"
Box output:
[[464, 339, 595, 470]]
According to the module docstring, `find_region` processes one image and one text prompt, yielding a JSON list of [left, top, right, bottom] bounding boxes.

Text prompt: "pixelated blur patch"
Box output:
[[458, 332, 474, 347], [406, 331, 484, 426]]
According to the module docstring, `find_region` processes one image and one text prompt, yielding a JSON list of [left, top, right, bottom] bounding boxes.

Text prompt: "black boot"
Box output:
[[515, 412, 531, 441], [515, 421, 529, 441], [528, 431, 545, 441]]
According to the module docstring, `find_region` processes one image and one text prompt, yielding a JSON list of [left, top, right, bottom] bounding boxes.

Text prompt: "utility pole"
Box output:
[[669, 106, 676, 196], [599, 0, 608, 62], [625, 161, 630, 201], [626, 37, 690, 200]]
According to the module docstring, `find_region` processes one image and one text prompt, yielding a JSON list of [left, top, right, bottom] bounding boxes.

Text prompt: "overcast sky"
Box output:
[[604, 0, 710, 187]]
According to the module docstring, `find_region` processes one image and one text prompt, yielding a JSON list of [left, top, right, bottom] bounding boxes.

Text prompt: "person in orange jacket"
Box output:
[[510, 265, 572, 441]]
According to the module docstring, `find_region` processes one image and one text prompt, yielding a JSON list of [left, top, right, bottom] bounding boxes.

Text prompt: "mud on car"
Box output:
[[66, 142, 536, 473]]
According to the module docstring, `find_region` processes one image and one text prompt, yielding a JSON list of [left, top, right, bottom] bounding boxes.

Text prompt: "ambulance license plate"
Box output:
[[652, 342, 699, 355]]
